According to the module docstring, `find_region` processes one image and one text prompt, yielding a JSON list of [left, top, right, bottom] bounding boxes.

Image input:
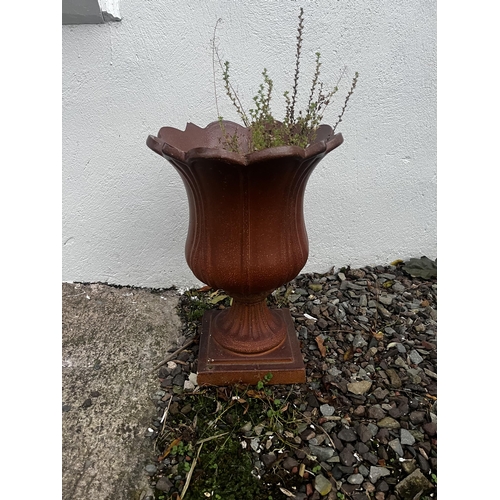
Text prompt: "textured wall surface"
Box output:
[[62, 0, 436, 289]]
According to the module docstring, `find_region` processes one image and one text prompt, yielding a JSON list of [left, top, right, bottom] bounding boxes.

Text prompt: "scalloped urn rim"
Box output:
[[146, 120, 344, 166], [145, 120, 345, 360]]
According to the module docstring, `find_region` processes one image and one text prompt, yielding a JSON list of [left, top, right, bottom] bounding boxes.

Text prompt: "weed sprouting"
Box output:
[[256, 372, 273, 391]]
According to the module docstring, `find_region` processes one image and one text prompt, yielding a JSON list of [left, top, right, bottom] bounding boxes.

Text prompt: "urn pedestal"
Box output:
[[147, 121, 343, 385]]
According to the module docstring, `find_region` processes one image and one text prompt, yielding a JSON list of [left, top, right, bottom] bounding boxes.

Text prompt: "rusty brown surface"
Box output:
[[147, 121, 343, 380], [197, 309, 306, 386]]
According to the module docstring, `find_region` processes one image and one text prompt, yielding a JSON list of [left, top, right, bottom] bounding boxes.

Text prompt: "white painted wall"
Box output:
[[62, 0, 436, 289]]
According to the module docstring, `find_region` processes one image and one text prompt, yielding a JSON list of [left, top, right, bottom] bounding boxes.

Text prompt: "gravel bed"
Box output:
[[144, 262, 437, 500]]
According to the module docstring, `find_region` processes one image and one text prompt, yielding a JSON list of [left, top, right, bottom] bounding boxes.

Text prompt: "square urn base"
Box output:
[[197, 309, 306, 386]]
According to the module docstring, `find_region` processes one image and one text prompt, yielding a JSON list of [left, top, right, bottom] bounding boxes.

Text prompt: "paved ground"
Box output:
[[62, 282, 182, 500]]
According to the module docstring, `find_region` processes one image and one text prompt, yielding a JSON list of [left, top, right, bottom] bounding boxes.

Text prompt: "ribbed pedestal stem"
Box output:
[[212, 296, 287, 355]]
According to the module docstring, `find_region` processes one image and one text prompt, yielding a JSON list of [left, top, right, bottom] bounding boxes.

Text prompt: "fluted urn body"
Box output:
[[147, 121, 343, 382]]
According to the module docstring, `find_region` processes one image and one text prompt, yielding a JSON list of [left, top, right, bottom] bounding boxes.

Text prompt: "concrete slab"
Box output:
[[62, 282, 182, 500]]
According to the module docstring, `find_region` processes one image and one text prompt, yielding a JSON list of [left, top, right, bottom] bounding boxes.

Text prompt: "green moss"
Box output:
[[183, 436, 270, 500], [153, 388, 300, 499]]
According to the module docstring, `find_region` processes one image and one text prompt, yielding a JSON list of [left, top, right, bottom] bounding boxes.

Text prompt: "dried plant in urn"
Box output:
[[147, 8, 358, 385]]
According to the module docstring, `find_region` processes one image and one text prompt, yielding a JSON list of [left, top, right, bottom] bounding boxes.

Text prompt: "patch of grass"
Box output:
[[182, 436, 267, 500], [177, 288, 232, 338], [153, 382, 315, 500], [182, 291, 212, 323]]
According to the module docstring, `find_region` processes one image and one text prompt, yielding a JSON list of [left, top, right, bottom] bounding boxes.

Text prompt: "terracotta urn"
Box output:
[[147, 120, 343, 385]]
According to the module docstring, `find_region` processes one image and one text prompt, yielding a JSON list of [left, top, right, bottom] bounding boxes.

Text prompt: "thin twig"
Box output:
[[294, 406, 337, 449], [322, 328, 357, 334], [151, 337, 198, 373], [196, 432, 229, 446], [315, 422, 337, 449], [180, 432, 229, 500], [213, 34, 249, 126], [180, 443, 203, 499], [212, 18, 223, 120], [62, 291, 87, 298], [289, 7, 304, 123], [160, 396, 173, 434], [332, 71, 359, 134]]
